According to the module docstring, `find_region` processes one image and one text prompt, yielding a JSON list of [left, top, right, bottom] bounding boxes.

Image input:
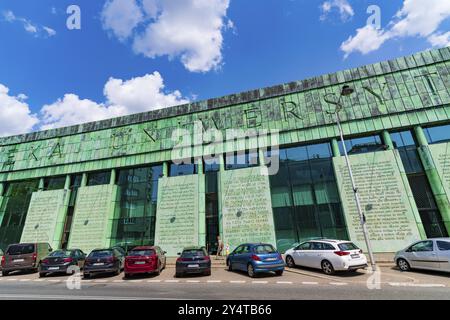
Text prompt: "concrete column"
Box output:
[[217, 154, 224, 237], [382, 130, 394, 150], [258, 148, 266, 167], [414, 125, 450, 234], [64, 175, 71, 190], [110, 169, 116, 185], [331, 138, 340, 157], [38, 178, 45, 191], [81, 173, 88, 187], [219, 154, 225, 172], [162, 162, 169, 177]]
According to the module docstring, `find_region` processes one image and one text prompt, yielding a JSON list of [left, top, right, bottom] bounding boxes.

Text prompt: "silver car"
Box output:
[[394, 238, 450, 273]]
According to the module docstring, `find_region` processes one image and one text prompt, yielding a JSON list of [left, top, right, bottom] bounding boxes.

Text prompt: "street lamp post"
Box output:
[[326, 85, 377, 272]]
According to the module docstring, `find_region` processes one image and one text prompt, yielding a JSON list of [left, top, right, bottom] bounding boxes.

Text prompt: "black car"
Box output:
[[83, 248, 125, 278], [39, 249, 86, 277], [175, 246, 211, 277]]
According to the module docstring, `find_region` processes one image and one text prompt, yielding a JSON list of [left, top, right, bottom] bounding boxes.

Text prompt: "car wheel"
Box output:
[[175, 272, 183, 278], [204, 269, 211, 276], [124, 273, 130, 279], [285, 256, 295, 268], [275, 270, 283, 276], [247, 264, 256, 278], [39, 272, 46, 278], [156, 263, 161, 275], [2, 271, 9, 277], [397, 258, 411, 272], [227, 260, 233, 271], [321, 260, 335, 275], [83, 273, 90, 279]]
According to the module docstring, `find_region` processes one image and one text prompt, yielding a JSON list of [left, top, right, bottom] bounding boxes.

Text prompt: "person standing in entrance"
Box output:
[[216, 235, 224, 259]]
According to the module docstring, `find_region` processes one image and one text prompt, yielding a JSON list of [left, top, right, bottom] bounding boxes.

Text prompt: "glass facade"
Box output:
[[424, 124, 450, 144], [339, 135, 385, 155], [43, 176, 66, 191], [169, 161, 198, 176], [225, 151, 259, 170], [0, 180, 39, 250], [268, 143, 348, 252], [87, 171, 111, 186], [110, 165, 162, 248], [391, 130, 448, 238]]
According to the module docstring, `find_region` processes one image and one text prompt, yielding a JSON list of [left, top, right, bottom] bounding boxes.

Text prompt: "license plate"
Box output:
[[265, 258, 277, 261], [351, 254, 360, 259], [135, 261, 146, 265], [48, 267, 59, 270], [93, 263, 104, 266], [187, 264, 199, 268], [14, 259, 24, 262]]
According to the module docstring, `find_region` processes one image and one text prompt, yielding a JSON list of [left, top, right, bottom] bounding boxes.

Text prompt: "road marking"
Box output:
[[147, 280, 161, 283], [165, 280, 179, 283], [113, 280, 124, 283], [330, 282, 348, 286], [302, 281, 318, 285], [389, 282, 445, 288], [83, 280, 92, 283], [230, 280, 246, 284], [130, 280, 143, 283], [207, 280, 222, 283], [186, 280, 200, 283], [276, 281, 293, 284], [34, 279, 44, 282], [7, 278, 18, 281], [48, 279, 61, 283], [252, 281, 268, 284], [19, 279, 31, 282], [94, 280, 108, 283]]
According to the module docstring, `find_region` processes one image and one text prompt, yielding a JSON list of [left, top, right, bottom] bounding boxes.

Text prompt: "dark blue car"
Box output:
[[226, 243, 285, 278]]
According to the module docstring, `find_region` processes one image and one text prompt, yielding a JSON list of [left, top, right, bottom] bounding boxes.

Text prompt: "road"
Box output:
[[0, 265, 449, 300]]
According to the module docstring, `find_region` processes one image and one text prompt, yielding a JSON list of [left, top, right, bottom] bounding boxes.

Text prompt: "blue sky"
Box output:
[[0, 0, 449, 136]]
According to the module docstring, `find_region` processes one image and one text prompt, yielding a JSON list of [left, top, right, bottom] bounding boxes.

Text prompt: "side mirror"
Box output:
[[49, 248, 53, 252], [177, 252, 181, 255]]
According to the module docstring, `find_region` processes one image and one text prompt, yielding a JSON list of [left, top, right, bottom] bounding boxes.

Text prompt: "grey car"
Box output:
[[394, 238, 450, 273]]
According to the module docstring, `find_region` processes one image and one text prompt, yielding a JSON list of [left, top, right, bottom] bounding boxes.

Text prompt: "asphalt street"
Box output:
[[0, 265, 449, 300]]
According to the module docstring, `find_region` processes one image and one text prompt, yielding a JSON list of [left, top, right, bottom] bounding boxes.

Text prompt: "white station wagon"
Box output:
[[394, 238, 450, 273], [284, 239, 368, 275]]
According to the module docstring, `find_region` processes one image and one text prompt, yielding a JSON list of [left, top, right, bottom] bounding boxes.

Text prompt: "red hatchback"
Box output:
[[124, 246, 166, 278]]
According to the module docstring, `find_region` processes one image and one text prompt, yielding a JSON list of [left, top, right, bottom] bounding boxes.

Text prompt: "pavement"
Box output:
[[0, 264, 449, 300]]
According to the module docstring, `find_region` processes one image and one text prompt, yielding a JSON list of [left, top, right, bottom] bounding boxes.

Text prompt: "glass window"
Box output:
[[204, 157, 220, 172], [424, 124, 450, 144], [253, 244, 276, 254], [44, 176, 66, 190], [391, 131, 416, 148], [296, 242, 312, 250], [127, 249, 155, 256], [310, 242, 324, 250], [437, 241, 450, 251], [87, 171, 111, 186], [410, 241, 434, 252], [337, 242, 359, 251], [339, 135, 384, 155], [88, 250, 113, 258], [225, 151, 259, 170], [6, 244, 35, 255], [169, 162, 197, 176]]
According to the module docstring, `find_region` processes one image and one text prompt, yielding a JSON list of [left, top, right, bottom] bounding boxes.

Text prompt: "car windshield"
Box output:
[[49, 250, 71, 257], [182, 249, 205, 257], [338, 242, 359, 251], [89, 250, 112, 258], [7, 244, 35, 255], [254, 245, 276, 254], [128, 250, 154, 257]]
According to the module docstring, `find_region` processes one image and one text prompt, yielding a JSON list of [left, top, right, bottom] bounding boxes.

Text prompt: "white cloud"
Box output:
[[40, 72, 189, 130], [341, 0, 450, 57], [2, 9, 56, 37], [428, 32, 450, 48], [101, 0, 232, 73], [320, 0, 354, 22], [0, 84, 39, 136], [101, 0, 144, 41]]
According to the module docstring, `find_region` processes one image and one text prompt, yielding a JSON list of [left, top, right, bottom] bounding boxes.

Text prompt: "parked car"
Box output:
[[83, 248, 125, 278], [394, 238, 450, 273], [39, 249, 86, 277], [1, 243, 52, 276], [176, 246, 211, 277], [226, 243, 284, 278], [0, 249, 4, 272], [124, 246, 166, 278], [284, 239, 367, 275]]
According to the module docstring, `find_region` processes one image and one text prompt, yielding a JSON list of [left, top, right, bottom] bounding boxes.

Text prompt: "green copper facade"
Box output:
[[1, 47, 450, 254]]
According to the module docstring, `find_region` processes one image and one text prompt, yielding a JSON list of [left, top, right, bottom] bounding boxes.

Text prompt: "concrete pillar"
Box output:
[[217, 154, 225, 237], [382, 130, 394, 150], [38, 178, 45, 191], [64, 175, 71, 190], [414, 126, 450, 234], [162, 162, 169, 177], [110, 169, 116, 185], [81, 173, 88, 187], [258, 148, 266, 167], [331, 138, 340, 157]]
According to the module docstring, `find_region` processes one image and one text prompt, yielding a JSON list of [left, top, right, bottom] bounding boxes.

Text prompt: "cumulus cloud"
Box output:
[[341, 0, 450, 58], [101, 0, 232, 72], [0, 84, 39, 136], [40, 72, 189, 130], [320, 0, 354, 22], [428, 32, 450, 48], [1, 10, 56, 38]]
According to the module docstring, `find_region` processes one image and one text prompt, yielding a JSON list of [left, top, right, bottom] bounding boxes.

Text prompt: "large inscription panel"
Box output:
[[220, 167, 276, 251], [155, 175, 199, 256], [333, 150, 422, 252], [68, 185, 117, 254], [20, 190, 67, 249], [429, 142, 450, 198]]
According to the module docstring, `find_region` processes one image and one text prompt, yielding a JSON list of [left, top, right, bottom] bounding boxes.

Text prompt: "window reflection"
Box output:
[[424, 124, 450, 144], [339, 135, 385, 155]]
